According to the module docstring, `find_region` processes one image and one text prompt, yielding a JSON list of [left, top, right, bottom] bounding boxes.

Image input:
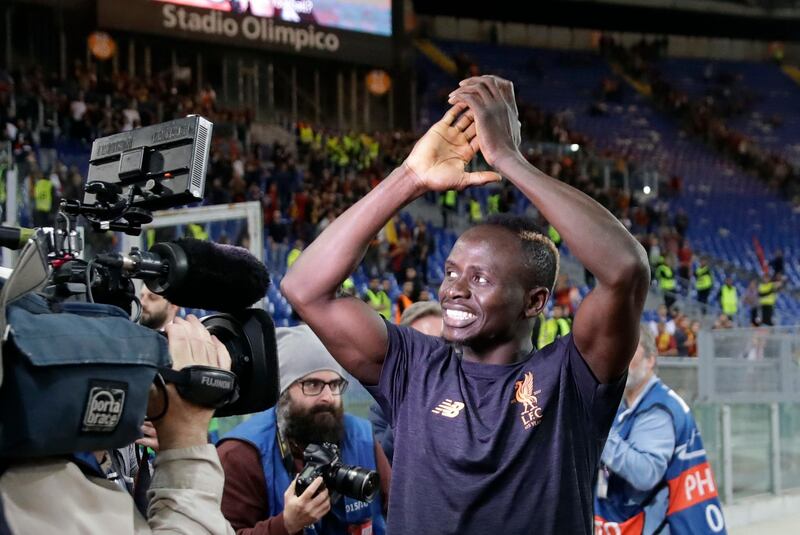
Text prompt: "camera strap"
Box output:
[[158, 365, 239, 409], [275, 428, 297, 477]]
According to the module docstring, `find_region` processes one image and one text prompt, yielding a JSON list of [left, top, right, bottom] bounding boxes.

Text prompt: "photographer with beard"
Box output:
[[217, 324, 389, 535]]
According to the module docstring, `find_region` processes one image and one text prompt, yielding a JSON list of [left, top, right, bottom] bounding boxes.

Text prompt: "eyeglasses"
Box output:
[[297, 378, 349, 396]]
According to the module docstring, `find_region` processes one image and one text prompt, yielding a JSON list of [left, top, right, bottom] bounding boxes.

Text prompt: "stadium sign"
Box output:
[[98, 0, 392, 66], [161, 5, 341, 53]]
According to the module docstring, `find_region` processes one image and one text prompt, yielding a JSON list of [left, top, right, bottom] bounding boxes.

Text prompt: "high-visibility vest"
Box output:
[[469, 199, 483, 222], [146, 228, 156, 249], [187, 223, 208, 241], [287, 247, 302, 268], [695, 265, 713, 291], [0, 165, 6, 204], [487, 194, 500, 214], [441, 190, 457, 208], [537, 317, 559, 349], [300, 126, 313, 144], [656, 264, 676, 291], [343, 135, 356, 154], [327, 137, 349, 166], [547, 225, 561, 247], [367, 138, 379, 161], [758, 281, 777, 306], [556, 317, 571, 337], [721, 285, 738, 316], [34, 178, 53, 213], [366, 289, 391, 320]]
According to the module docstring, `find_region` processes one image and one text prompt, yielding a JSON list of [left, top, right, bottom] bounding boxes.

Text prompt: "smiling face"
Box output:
[[438, 226, 548, 362]]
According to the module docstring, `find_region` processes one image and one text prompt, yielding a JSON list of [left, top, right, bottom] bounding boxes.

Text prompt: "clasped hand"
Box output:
[[404, 75, 522, 194]]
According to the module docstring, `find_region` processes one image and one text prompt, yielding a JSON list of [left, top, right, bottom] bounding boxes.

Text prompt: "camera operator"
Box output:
[[139, 285, 180, 331], [0, 315, 236, 534], [86, 284, 178, 509], [217, 324, 389, 535], [134, 285, 178, 452], [95, 284, 181, 510]]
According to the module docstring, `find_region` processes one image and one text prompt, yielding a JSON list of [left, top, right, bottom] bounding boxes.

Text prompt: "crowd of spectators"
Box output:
[[600, 36, 800, 205], [447, 46, 794, 337], [2, 53, 787, 344], [0, 62, 444, 313], [1, 61, 252, 149]]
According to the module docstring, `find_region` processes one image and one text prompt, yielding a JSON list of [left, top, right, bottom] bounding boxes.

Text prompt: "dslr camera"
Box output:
[[295, 442, 379, 503]]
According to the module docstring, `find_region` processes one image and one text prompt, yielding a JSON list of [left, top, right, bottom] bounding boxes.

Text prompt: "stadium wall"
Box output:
[[421, 15, 796, 62]]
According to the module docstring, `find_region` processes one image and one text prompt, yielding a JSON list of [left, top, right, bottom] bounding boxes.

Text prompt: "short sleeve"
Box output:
[[365, 322, 445, 427], [565, 335, 626, 438]]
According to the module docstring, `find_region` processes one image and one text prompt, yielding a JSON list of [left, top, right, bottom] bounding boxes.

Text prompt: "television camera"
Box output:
[[0, 117, 279, 458]]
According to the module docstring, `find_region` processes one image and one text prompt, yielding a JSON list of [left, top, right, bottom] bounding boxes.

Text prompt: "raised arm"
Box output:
[[281, 104, 499, 385], [450, 76, 650, 383]]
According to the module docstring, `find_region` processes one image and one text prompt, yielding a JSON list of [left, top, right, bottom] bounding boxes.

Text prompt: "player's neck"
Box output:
[[460, 338, 534, 365]]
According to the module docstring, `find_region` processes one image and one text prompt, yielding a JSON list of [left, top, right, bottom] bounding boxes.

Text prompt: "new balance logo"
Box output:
[[431, 399, 465, 418]]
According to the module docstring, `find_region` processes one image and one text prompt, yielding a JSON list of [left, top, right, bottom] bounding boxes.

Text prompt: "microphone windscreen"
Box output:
[[163, 238, 271, 312]]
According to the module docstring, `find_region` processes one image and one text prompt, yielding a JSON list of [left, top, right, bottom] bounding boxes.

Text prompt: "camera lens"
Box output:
[[201, 310, 279, 417], [202, 321, 247, 376], [330, 464, 380, 503]]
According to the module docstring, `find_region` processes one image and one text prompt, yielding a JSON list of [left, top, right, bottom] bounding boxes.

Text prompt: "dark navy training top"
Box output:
[[366, 323, 625, 535]]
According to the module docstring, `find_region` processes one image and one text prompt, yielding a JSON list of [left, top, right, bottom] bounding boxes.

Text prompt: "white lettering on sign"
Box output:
[[161, 5, 341, 53]]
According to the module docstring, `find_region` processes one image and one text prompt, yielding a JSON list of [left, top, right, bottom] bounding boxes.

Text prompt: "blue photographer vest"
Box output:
[[222, 408, 385, 535], [595, 379, 727, 535]]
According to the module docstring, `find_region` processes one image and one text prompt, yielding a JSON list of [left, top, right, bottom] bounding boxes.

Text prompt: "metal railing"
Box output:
[[659, 326, 800, 503]]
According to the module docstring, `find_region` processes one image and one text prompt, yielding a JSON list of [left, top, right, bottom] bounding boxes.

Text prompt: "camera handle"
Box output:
[[158, 365, 239, 409], [61, 192, 153, 236]]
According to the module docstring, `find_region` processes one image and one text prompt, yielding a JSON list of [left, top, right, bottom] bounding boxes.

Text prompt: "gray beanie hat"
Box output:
[[277, 324, 346, 395]]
